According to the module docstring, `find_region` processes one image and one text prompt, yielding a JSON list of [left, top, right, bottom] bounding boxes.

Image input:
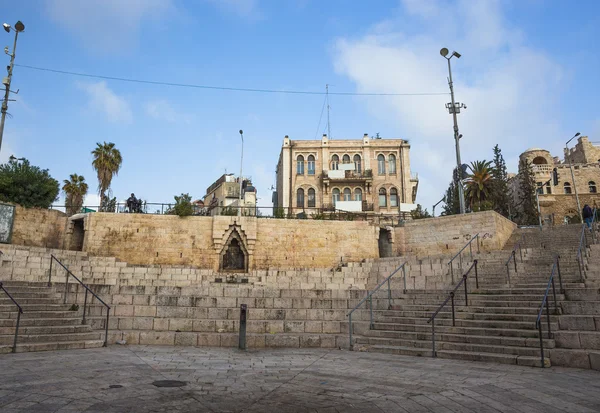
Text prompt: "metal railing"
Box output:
[[347, 262, 408, 350], [48, 255, 110, 347], [576, 224, 589, 283], [427, 260, 479, 357], [535, 255, 562, 368], [447, 234, 480, 283], [505, 234, 525, 286], [0, 279, 23, 353]]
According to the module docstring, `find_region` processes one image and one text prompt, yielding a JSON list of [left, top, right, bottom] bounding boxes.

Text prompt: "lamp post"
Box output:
[[238, 130, 244, 217], [0, 21, 25, 158], [565, 132, 582, 222], [440, 48, 467, 214]]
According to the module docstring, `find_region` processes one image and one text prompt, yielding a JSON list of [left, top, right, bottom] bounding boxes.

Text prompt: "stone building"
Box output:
[[274, 134, 418, 216], [511, 136, 600, 224], [203, 174, 257, 216]]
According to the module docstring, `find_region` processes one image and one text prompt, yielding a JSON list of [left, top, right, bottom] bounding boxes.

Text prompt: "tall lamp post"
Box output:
[[565, 132, 582, 222], [0, 21, 25, 157], [440, 48, 467, 214], [238, 130, 244, 217]]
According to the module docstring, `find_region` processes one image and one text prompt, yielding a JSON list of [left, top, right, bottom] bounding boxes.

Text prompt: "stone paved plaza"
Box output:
[[1, 346, 600, 412]]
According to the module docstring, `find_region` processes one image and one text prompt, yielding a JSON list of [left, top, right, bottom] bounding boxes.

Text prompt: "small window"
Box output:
[[564, 182, 572, 194], [332, 188, 341, 205], [343, 188, 351, 201], [388, 154, 397, 174], [390, 188, 398, 207], [378, 188, 387, 207], [296, 188, 304, 208], [590, 181, 597, 193], [342, 154, 351, 164], [354, 188, 362, 202], [545, 182, 551, 194], [354, 155, 362, 173], [536, 182, 543, 195], [307, 155, 315, 175], [296, 155, 304, 175], [378, 154, 386, 175], [308, 188, 316, 207], [331, 155, 339, 170]]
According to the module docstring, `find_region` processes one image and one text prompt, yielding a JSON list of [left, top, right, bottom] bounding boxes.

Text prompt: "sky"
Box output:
[[1, 0, 599, 212]]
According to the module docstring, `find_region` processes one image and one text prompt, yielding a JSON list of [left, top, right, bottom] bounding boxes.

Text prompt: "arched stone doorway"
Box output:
[[219, 229, 248, 272], [378, 228, 393, 258]]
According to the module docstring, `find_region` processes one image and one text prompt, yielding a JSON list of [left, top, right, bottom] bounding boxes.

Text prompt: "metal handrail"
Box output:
[[0, 280, 23, 353], [505, 234, 525, 286], [535, 255, 561, 368], [48, 255, 111, 347], [347, 261, 408, 350], [447, 234, 480, 283], [576, 224, 588, 283], [427, 260, 478, 357]]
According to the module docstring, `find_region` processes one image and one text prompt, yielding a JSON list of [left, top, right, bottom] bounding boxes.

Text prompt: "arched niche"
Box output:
[[219, 228, 249, 272]]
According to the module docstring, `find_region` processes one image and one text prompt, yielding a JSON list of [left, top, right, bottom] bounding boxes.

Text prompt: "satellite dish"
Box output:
[[440, 48, 449, 57]]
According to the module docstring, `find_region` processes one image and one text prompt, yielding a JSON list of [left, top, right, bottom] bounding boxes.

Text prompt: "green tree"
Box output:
[[441, 167, 461, 215], [174, 193, 193, 217], [0, 158, 59, 208], [515, 158, 538, 225], [490, 145, 510, 217], [100, 195, 117, 213], [410, 204, 432, 219], [62, 174, 88, 216], [91, 142, 122, 211], [464, 160, 493, 210]]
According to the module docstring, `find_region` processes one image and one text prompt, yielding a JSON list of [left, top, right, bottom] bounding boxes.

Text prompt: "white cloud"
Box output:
[[333, 0, 566, 211], [144, 100, 192, 124], [204, 0, 263, 20], [78, 81, 133, 123], [46, 0, 173, 51]]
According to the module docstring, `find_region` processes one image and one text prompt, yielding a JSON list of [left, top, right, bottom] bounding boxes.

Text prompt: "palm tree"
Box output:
[[91, 142, 122, 210], [464, 160, 493, 210], [62, 174, 88, 216]]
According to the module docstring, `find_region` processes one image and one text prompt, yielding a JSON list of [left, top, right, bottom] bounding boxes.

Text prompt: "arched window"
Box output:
[[564, 182, 572, 194], [532, 156, 548, 165], [296, 188, 304, 208], [590, 181, 597, 193], [390, 188, 398, 207], [343, 188, 351, 201], [307, 155, 315, 175], [332, 188, 340, 205], [377, 154, 386, 175], [331, 155, 339, 170], [378, 188, 387, 207], [342, 154, 351, 164], [354, 188, 362, 202], [388, 154, 397, 174], [353, 155, 362, 173], [307, 188, 316, 207], [296, 155, 304, 175]]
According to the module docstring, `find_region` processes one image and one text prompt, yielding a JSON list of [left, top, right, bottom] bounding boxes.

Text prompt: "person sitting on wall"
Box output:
[[583, 204, 593, 229], [127, 193, 141, 213]]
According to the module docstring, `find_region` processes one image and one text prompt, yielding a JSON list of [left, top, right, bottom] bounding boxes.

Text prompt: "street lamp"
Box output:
[[238, 130, 244, 217], [0, 20, 25, 158], [441, 47, 466, 214], [565, 132, 582, 222]]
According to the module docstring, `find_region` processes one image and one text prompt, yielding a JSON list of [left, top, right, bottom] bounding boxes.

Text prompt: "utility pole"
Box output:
[[440, 48, 467, 214], [238, 130, 244, 217], [0, 21, 25, 157], [565, 132, 582, 222], [326, 84, 331, 139]]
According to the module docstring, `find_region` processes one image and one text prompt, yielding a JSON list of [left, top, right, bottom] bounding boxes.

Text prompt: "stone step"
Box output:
[[0, 331, 101, 345], [370, 322, 542, 338], [0, 339, 105, 354], [0, 304, 72, 312], [0, 324, 91, 335], [377, 310, 549, 323], [0, 317, 84, 327], [0, 310, 82, 319], [373, 316, 553, 331]]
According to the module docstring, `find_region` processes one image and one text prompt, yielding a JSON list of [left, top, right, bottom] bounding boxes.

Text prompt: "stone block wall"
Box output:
[[10, 205, 67, 249]]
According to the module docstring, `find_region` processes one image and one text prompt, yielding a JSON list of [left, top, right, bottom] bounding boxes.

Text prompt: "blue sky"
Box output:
[[1, 0, 599, 212]]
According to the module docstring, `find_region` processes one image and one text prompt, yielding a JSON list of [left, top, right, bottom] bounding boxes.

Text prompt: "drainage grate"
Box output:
[[152, 380, 187, 388], [109, 385, 123, 389]]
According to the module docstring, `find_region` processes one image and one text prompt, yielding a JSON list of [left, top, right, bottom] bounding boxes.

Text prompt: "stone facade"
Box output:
[[202, 173, 257, 215], [275, 134, 418, 216], [10, 205, 66, 248], [510, 137, 600, 223]]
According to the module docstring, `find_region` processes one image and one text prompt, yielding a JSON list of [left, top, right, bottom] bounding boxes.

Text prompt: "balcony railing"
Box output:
[[323, 169, 373, 180], [532, 164, 552, 174]]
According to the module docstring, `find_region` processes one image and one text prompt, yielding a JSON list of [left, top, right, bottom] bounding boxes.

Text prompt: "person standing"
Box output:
[[583, 204, 593, 229]]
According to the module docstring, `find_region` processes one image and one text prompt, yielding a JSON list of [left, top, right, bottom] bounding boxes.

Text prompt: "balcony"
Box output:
[[532, 164, 552, 174], [322, 169, 373, 182]]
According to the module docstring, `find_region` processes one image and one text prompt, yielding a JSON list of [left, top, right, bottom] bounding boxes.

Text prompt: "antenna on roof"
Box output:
[[326, 84, 331, 140]]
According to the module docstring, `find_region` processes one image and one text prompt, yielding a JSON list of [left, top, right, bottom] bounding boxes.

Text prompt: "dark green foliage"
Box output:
[[273, 207, 285, 218], [515, 159, 538, 225], [490, 145, 510, 217], [174, 193, 193, 217], [411, 204, 432, 219], [0, 158, 59, 208], [442, 167, 461, 215], [220, 206, 238, 216], [100, 196, 117, 212]]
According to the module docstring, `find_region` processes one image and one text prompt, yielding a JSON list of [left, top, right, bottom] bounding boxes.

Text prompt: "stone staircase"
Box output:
[[0, 280, 105, 353], [352, 224, 596, 368]]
